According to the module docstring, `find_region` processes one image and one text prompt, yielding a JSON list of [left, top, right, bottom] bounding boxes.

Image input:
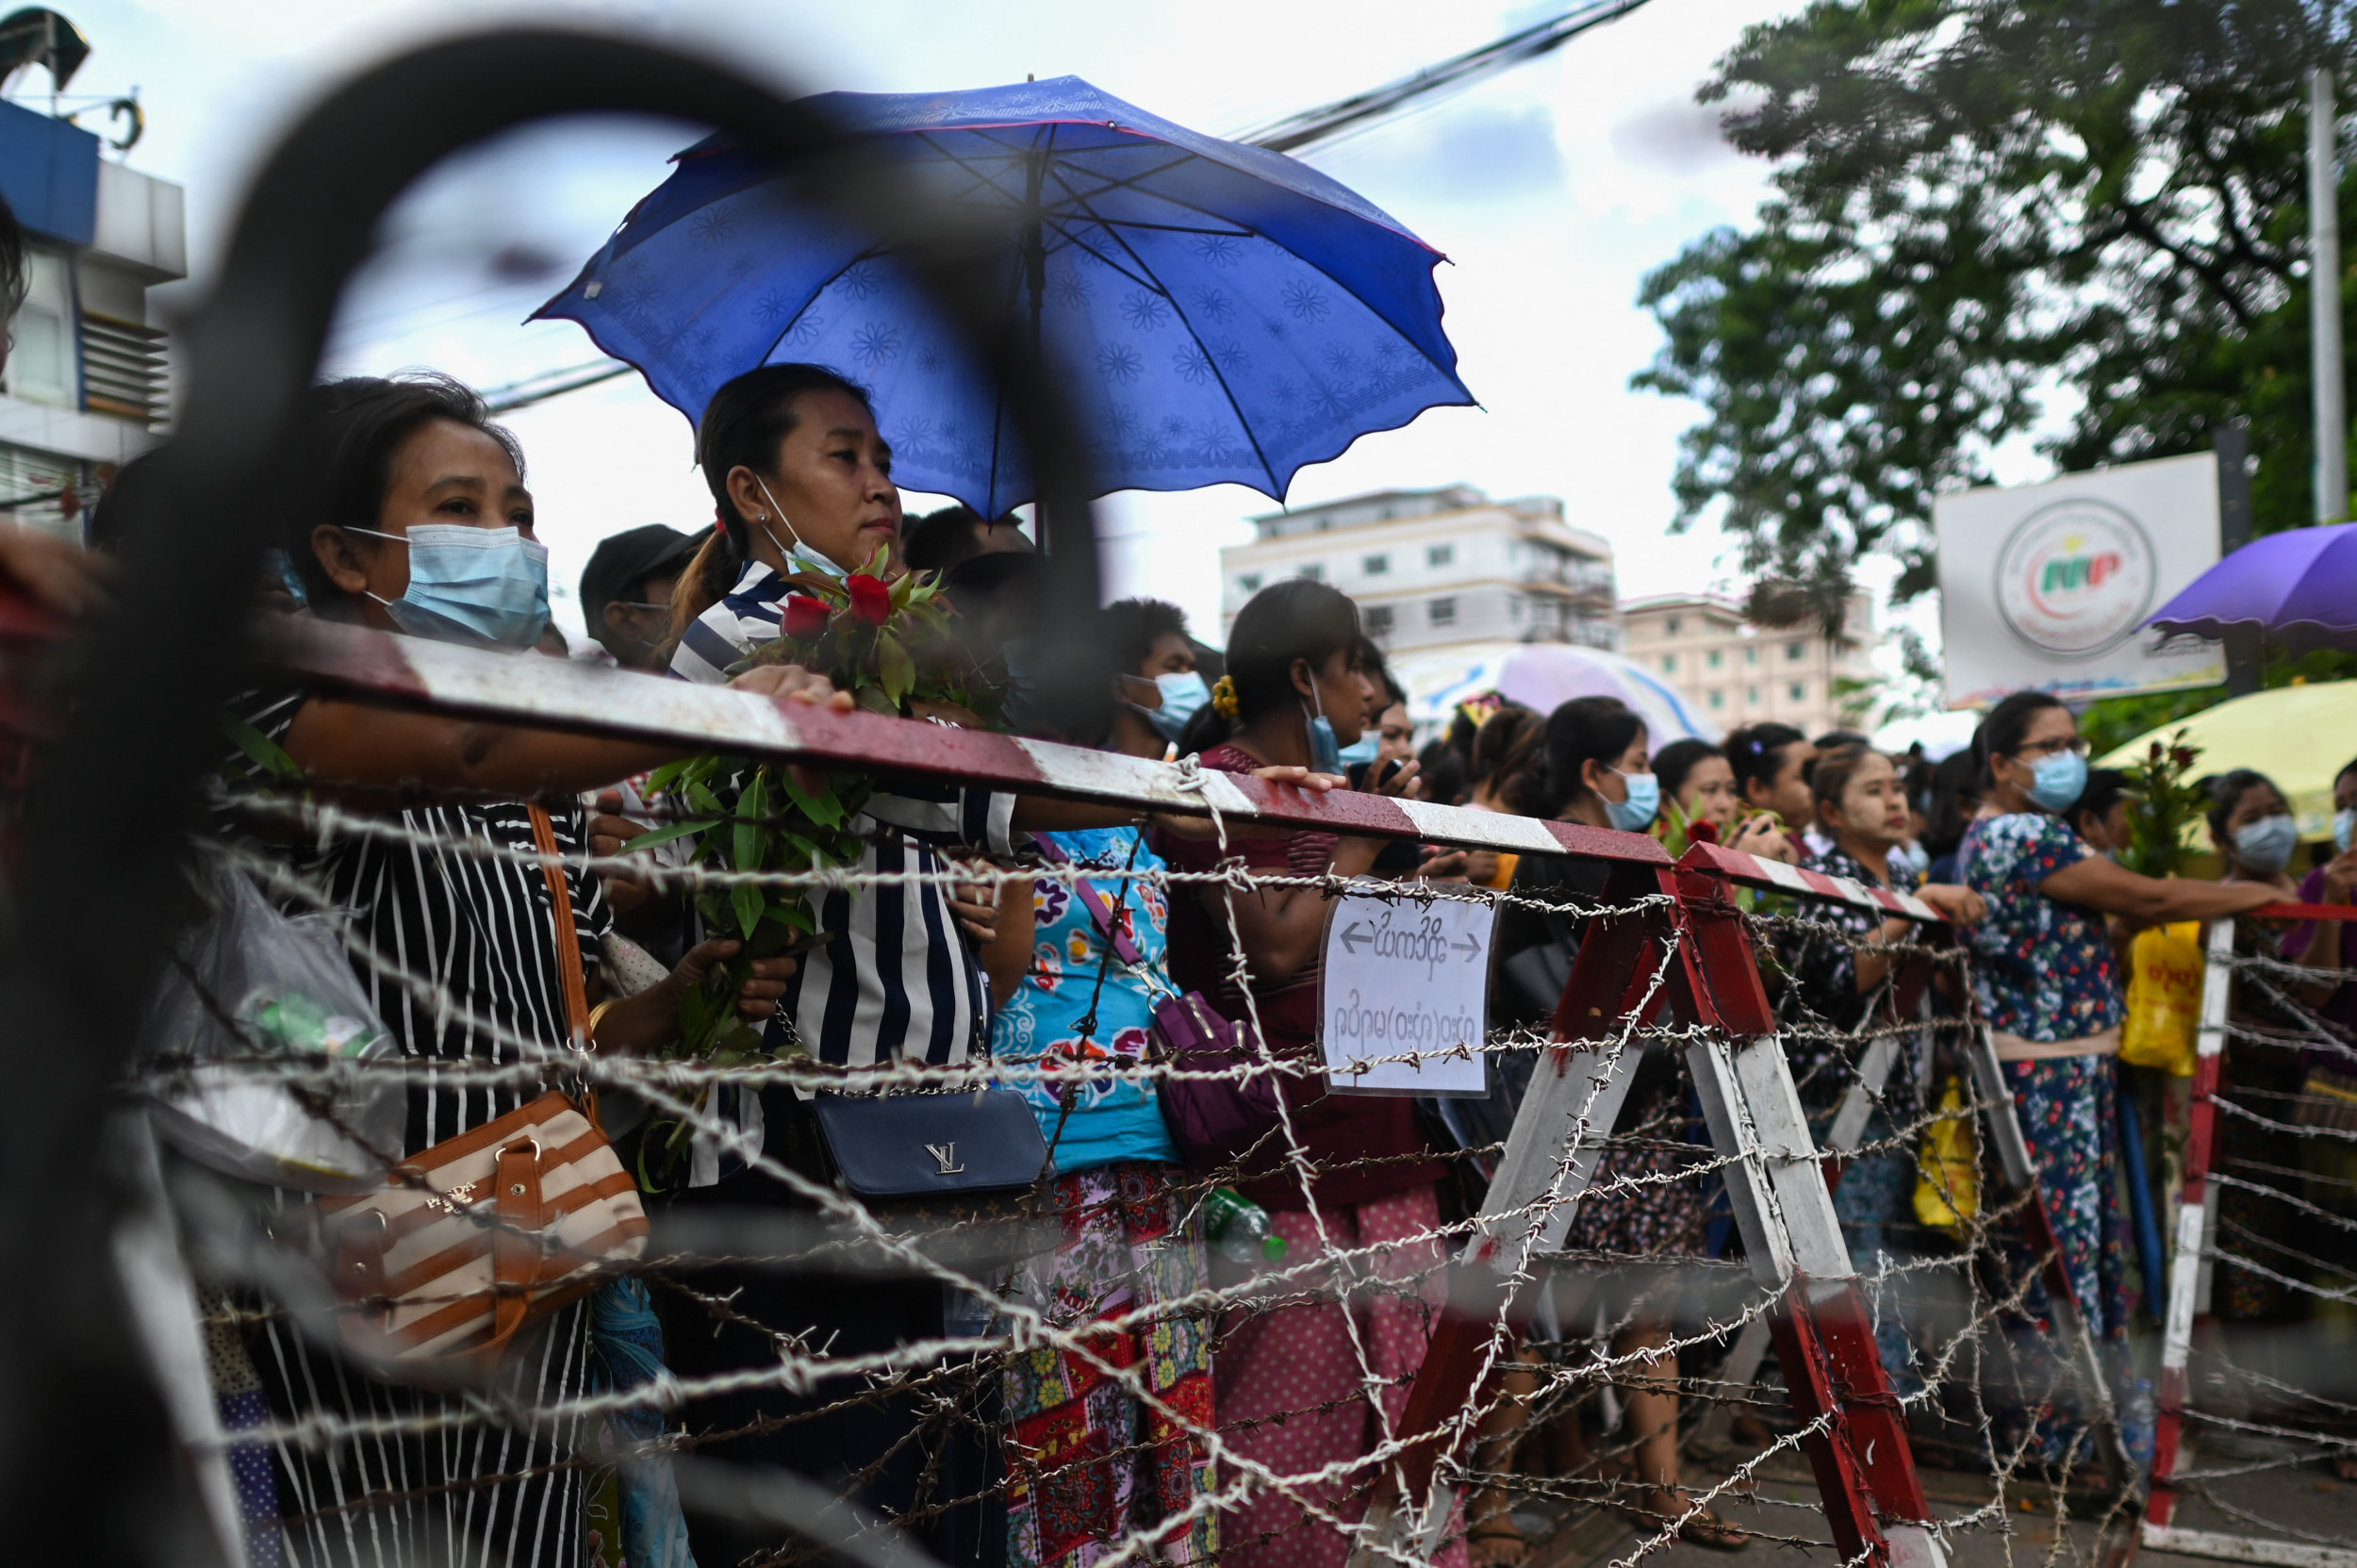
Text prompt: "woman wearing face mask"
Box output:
[[228, 375, 817, 1568], [1156, 580, 1450, 1568], [1484, 698, 1746, 1552], [1778, 747, 1986, 1402], [2203, 767, 2341, 1322], [1958, 691, 2277, 1468], [2282, 756, 2357, 1466]]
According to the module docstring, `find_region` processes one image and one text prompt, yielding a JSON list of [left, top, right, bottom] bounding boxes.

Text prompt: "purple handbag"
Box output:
[[1033, 837, 1283, 1168]]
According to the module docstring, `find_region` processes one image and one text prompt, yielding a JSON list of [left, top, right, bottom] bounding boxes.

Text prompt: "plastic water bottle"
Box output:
[[2122, 1377, 2156, 1465], [1204, 1187, 1289, 1265], [244, 990, 383, 1059]]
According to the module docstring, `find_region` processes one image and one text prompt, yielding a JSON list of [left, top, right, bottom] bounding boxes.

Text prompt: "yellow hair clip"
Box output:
[[1211, 673, 1240, 719]]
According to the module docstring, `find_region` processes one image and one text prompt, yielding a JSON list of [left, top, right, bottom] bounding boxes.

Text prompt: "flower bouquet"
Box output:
[[628, 551, 1000, 1182]]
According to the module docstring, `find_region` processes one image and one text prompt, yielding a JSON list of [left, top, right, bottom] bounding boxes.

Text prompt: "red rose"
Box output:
[[783, 594, 830, 640], [846, 573, 892, 626]]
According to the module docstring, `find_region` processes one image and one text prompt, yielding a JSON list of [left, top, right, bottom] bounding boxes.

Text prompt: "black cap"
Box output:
[[581, 524, 702, 636]]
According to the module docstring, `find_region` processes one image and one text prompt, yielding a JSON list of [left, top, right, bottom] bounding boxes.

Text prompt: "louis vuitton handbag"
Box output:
[[302, 804, 650, 1377]]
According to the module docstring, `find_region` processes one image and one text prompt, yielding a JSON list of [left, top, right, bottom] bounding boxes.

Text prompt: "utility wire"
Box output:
[[484, 0, 1656, 414], [1235, 0, 1653, 155]]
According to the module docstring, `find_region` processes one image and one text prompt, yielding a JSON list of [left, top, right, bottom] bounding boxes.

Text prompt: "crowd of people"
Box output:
[[2, 306, 2349, 1566]]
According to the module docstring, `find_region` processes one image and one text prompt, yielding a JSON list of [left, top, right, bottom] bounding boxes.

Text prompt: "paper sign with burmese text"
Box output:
[[1318, 893, 1492, 1097]]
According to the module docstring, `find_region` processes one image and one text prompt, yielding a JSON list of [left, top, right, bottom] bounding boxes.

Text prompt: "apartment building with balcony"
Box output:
[[1219, 486, 1618, 673], [0, 93, 181, 539], [1620, 592, 1876, 738]]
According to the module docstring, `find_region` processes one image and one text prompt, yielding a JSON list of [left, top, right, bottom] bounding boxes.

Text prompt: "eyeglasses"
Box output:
[[2010, 736, 2088, 760]]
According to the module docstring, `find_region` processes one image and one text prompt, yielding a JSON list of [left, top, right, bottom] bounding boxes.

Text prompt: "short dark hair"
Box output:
[[2071, 767, 2129, 837], [1723, 722, 1807, 797], [1813, 729, 1870, 751], [1976, 690, 2069, 787], [1924, 749, 1981, 857], [1100, 598, 1190, 676], [1513, 696, 1647, 818], [1651, 737, 1723, 807], [904, 504, 988, 575], [289, 373, 524, 604]]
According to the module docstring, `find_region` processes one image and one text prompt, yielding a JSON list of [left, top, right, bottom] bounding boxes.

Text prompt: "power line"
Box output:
[[1236, 0, 1653, 154], [481, 357, 635, 414]]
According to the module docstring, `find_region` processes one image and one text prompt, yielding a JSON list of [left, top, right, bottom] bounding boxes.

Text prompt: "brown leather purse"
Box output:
[[305, 804, 649, 1375]]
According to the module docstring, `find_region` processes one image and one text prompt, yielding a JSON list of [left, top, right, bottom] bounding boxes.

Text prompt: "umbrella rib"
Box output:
[[759, 244, 894, 369], [1071, 188, 1284, 498]]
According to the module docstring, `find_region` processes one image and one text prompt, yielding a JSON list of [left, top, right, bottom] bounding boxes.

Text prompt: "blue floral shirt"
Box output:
[[990, 827, 1178, 1172], [1957, 812, 2124, 1042]]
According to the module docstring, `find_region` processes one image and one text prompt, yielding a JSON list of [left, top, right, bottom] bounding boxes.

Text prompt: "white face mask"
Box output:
[[752, 477, 849, 580]]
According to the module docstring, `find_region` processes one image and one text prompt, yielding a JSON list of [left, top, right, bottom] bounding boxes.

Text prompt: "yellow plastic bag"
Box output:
[[2119, 922, 2203, 1077], [1914, 1075, 1980, 1230]]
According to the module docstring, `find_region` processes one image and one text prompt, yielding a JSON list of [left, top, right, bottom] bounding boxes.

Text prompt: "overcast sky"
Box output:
[[46, 0, 1815, 647]]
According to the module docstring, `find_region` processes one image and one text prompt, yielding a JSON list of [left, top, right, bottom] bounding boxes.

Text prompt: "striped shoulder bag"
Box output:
[[305, 803, 650, 1378]]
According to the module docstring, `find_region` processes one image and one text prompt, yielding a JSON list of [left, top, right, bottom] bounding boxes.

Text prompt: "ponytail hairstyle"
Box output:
[[1722, 722, 1807, 804], [1470, 701, 1543, 801], [668, 362, 877, 650], [1511, 696, 1646, 819], [1175, 577, 1362, 755], [1974, 689, 2068, 789]]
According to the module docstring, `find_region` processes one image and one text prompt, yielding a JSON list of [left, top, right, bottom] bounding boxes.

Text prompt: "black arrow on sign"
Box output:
[[1341, 922, 1372, 954], [1454, 931, 1484, 960]]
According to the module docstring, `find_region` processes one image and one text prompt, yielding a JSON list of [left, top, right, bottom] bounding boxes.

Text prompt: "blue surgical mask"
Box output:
[[1302, 687, 1342, 775], [2336, 808, 2355, 855], [1336, 734, 1381, 767], [1002, 642, 1045, 734], [2233, 814, 2300, 876], [1142, 671, 1211, 742], [357, 524, 550, 650], [1606, 767, 1660, 833], [754, 478, 851, 581], [2027, 751, 2088, 814]]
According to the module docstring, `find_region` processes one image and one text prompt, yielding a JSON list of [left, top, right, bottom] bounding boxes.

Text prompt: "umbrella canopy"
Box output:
[[2097, 682, 2357, 841], [1400, 643, 1722, 745], [2143, 521, 2357, 654], [535, 76, 1475, 517]]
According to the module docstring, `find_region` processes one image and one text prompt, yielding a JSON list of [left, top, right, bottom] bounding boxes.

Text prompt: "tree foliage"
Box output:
[[1635, 0, 2348, 611]]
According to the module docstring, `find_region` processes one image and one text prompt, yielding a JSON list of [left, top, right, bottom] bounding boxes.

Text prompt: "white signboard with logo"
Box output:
[[1319, 894, 1492, 1097], [1936, 452, 2225, 708]]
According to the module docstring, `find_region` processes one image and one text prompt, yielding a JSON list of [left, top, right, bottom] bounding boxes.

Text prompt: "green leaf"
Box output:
[[775, 768, 843, 830], [732, 879, 764, 942], [876, 632, 915, 705], [734, 770, 768, 873], [687, 780, 727, 818], [615, 817, 718, 853], [641, 759, 691, 799], [221, 717, 303, 782]]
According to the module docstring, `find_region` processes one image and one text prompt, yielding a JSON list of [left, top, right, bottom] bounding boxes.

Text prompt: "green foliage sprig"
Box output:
[[625, 551, 999, 1185], [2121, 730, 2207, 881]]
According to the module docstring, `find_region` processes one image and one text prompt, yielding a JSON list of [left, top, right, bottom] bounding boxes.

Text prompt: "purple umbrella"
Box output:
[[2144, 522, 2357, 653]]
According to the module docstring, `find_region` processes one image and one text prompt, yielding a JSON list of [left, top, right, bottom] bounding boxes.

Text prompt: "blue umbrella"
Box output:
[[534, 76, 1475, 516]]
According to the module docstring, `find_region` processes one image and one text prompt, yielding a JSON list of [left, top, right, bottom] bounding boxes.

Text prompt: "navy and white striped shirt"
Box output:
[[670, 559, 1015, 1074]]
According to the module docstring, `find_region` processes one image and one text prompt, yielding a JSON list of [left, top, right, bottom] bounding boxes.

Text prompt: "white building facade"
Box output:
[[1219, 486, 1618, 665], [0, 94, 182, 540], [1619, 592, 1876, 738]]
